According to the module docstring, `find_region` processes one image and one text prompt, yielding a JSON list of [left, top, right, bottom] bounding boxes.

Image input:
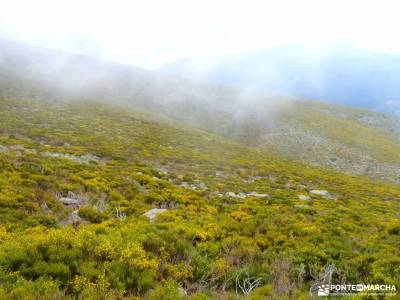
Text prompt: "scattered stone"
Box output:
[[298, 195, 311, 201], [237, 192, 247, 199], [247, 192, 270, 198], [56, 191, 84, 208], [294, 204, 307, 209], [243, 178, 255, 183], [178, 287, 187, 297], [226, 191, 269, 199], [310, 190, 331, 198], [58, 209, 83, 226], [155, 168, 168, 175], [0, 144, 37, 155], [10, 145, 24, 150], [80, 153, 104, 164], [197, 182, 208, 190], [225, 192, 237, 198], [68, 210, 81, 224], [180, 181, 208, 190], [144, 208, 167, 221], [58, 197, 80, 205], [24, 148, 37, 154], [215, 171, 231, 178], [41, 152, 105, 164], [42, 152, 69, 158], [297, 184, 307, 190], [40, 203, 51, 213], [181, 181, 190, 189], [284, 182, 293, 189]]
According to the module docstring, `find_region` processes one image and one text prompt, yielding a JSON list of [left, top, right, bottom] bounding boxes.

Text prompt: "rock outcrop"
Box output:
[[144, 208, 167, 221], [310, 190, 331, 198]]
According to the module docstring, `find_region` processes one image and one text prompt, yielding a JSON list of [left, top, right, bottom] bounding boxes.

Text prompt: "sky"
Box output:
[[0, 0, 400, 68]]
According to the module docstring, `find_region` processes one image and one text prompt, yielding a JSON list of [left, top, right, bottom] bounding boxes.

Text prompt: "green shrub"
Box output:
[[146, 280, 184, 300], [78, 207, 108, 223]]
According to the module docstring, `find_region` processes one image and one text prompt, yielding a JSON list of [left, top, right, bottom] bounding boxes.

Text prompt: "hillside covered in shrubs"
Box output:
[[0, 98, 399, 299]]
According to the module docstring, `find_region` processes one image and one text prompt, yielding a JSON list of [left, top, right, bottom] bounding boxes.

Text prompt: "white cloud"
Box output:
[[0, 0, 399, 67]]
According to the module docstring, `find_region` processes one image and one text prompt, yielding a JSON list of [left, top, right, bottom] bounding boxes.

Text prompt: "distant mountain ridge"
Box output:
[[159, 45, 400, 115]]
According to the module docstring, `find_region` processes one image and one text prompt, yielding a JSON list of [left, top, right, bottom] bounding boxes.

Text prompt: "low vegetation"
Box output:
[[0, 98, 399, 299]]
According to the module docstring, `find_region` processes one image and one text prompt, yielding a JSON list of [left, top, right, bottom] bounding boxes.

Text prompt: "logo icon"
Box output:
[[317, 285, 330, 296]]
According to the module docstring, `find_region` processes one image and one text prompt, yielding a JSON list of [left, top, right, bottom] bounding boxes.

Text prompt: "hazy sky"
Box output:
[[0, 0, 399, 68]]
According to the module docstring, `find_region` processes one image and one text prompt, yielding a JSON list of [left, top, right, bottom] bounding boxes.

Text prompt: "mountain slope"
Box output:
[[0, 97, 399, 298], [1, 38, 400, 184], [231, 101, 400, 183]]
